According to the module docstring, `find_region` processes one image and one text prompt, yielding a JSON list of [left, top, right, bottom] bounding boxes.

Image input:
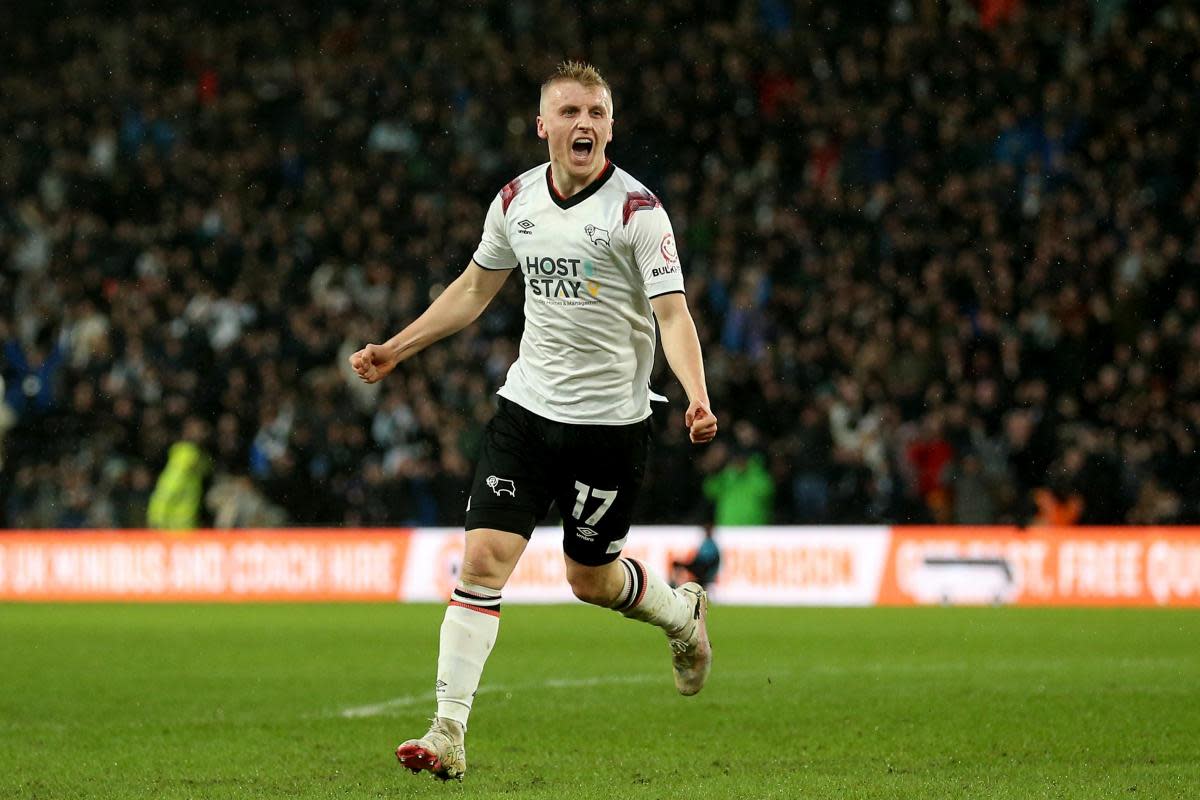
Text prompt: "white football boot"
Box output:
[[396, 717, 466, 781], [669, 582, 712, 695]]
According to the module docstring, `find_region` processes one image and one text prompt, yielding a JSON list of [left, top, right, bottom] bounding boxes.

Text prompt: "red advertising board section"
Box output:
[[0, 530, 411, 602], [880, 527, 1200, 607], [0, 527, 1198, 605]]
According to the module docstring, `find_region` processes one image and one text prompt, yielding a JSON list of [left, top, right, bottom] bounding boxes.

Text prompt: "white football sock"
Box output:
[[435, 581, 501, 728], [611, 557, 691, 635]]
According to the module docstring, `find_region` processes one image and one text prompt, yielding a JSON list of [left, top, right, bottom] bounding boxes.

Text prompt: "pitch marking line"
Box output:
[[335, 674, 664, 719], [332, 668, 792, 720]]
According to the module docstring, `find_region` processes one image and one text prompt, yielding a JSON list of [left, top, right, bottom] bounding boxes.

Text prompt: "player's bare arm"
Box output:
[[350, 260, 511, 384], [650, 292, 718, 444]]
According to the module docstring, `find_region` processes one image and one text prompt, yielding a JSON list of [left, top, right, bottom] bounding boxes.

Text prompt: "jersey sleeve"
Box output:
[[627, 204, 685, 298], [472, 192, 517, 270]]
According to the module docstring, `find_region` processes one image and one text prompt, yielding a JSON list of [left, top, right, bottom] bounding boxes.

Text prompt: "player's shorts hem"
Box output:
[[465, 506, 537, 538], [562, 542, 623, 567]]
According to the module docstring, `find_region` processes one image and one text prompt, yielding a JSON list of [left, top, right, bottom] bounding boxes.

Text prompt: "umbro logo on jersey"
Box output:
[[584, 224, 610, 246], [516, 219, 535, 234]]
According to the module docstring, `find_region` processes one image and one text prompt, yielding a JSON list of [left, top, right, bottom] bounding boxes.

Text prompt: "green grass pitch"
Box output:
[[1, 603, 1197, 799]]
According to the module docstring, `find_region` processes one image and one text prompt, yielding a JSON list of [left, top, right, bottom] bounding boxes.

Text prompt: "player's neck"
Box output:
[[548, 158, 609, 199]]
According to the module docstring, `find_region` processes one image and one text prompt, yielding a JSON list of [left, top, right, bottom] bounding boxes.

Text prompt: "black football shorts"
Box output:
[[465, 397, 650, 566]]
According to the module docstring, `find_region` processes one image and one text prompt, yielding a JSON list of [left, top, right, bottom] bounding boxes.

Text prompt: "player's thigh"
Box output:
[[465, 398, 555, 541], [554, 418, 650, 566]]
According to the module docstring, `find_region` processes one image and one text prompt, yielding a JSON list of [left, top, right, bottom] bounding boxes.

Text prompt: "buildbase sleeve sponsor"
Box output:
[[878, 527, 1200, 606], [0, 530, 411, 601]]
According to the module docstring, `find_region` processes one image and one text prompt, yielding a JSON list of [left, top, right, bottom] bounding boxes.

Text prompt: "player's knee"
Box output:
[[565, 567, 619, 607], [568, 576, 611, 606], [461, 532, 524, 587], [460, 550, 507, 586]]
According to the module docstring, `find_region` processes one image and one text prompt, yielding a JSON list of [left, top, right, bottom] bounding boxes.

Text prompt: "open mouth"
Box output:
[[571, 138, 594, 160]]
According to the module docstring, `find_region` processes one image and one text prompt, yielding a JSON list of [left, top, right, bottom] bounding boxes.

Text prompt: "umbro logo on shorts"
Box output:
[[486, 475, 516, 497], [576, 526, 599, 541]]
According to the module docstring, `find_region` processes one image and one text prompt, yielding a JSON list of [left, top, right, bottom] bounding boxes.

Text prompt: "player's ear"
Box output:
[[536, 116, 548, 140]]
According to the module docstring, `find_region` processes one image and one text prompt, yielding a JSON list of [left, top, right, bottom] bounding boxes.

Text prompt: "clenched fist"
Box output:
[[685, 401, 718, 444], [349, 343, 398, 384]]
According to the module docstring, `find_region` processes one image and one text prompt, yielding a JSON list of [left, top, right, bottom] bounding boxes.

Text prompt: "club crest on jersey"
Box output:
[[486, 476, 516, 497], [584, 224, 610, 247]]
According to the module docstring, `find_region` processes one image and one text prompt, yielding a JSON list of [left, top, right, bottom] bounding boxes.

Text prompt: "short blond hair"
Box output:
[[540, 60, 613, 115]]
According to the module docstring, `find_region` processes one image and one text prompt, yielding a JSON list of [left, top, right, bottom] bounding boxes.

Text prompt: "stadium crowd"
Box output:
[[3, 0, 1199, 529]]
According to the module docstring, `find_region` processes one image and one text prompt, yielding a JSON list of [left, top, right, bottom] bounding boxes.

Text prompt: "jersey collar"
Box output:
[[545, 160, 615, 210]]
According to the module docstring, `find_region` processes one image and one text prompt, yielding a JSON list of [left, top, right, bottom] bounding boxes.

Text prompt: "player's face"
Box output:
[[537, 81, 613, 181]]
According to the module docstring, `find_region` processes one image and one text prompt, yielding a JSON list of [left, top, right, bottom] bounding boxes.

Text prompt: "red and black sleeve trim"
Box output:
[[622, 190, 662, 226], [500, 177, 522, 215]]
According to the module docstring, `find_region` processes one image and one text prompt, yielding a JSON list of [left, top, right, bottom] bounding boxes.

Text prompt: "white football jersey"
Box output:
[[472, 160, 684, 425]]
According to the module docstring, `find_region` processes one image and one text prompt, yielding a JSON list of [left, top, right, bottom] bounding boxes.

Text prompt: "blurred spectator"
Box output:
[[1032, 486, 1085, 527], [146, 417, 212, 530], [3, 329, 66, 421], [906, 413, 955, 523], [0, 378, 14, 470], [206, 474, 287, 529], [788, 404, 834, 522], [671, 525, 721, 590], [702, 424, 775, 526]]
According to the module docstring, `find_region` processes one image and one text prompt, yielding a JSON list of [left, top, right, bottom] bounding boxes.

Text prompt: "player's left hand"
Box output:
[[686, 401, 718, 444]]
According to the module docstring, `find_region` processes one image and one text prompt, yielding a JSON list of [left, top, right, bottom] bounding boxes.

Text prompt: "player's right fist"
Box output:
[[349, 343, 397, 384], [685, 400, 718, 444]]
